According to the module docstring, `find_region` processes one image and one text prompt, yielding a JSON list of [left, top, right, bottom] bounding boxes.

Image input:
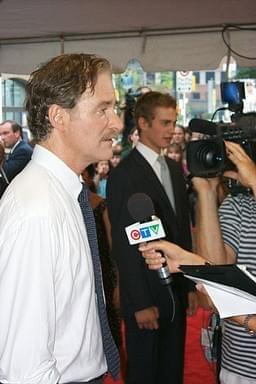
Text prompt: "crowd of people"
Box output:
[[0, 52, 255, 384]]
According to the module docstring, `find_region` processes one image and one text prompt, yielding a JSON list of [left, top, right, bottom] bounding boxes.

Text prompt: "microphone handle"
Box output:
[[157, 250, 175, 322], [157, 250, 173, 285]]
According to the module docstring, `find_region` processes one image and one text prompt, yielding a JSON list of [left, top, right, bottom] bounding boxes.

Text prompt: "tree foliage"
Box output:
[[234, 67, 256, 79]]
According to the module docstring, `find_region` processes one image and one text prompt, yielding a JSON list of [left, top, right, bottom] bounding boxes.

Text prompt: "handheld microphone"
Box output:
[[126, 192, 172, 286]]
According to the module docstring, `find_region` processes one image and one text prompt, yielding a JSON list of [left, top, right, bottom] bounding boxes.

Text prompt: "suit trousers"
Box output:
[[124, 300, 186, 384]]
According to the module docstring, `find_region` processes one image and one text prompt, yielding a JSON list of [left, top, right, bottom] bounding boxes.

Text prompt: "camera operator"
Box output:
[[139, 141, 256, 383], [193, 140, 256, 384]]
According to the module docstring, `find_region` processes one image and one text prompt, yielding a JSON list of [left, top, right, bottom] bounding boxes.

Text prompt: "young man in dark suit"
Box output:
[[0, 120, 33, 195], [107, 92, 196, 384]]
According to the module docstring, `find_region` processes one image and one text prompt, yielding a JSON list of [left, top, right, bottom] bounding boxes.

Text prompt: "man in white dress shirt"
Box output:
[[0, 54, 122, 384]]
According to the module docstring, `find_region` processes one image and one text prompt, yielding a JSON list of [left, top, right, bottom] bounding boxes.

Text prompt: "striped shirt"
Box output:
[[219, 193, 256, 380]]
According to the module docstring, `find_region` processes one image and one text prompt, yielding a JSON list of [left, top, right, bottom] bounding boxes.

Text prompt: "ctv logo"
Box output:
[[125, 218, 166, 245], [130, 224, 160, 241]]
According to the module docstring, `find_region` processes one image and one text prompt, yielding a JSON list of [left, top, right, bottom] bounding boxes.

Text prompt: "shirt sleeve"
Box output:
[[0, 215, 60, 384]]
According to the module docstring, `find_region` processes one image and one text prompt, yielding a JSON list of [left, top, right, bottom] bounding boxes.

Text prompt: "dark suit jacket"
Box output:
[[0, 140, 33, 198], [3, 140, 33, 182], [107, 148, 193, 319]]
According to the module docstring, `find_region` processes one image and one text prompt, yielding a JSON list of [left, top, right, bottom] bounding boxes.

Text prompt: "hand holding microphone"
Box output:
[[139, 240, 205, 272], [125, 192, 173, 286]]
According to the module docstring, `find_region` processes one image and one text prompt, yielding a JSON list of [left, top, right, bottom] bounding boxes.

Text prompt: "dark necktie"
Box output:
[[78, 183, 120, 380]]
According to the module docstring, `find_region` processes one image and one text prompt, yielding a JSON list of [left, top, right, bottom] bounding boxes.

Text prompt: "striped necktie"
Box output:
[[78, 183, 120, 380]]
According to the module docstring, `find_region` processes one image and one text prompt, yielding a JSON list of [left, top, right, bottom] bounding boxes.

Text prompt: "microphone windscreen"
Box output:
[[127, 193, 155, 221]]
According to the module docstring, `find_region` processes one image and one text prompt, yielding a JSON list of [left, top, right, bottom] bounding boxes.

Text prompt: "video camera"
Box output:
[[186, 81, 256, 179]]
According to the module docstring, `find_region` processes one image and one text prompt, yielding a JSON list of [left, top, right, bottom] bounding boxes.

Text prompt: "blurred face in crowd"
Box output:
[[172, 126, 185, 145], [139, 106, 177, 154], [167, 148, 182, 163], [0, 122, 20, 149], [95, 160, 110, 177], [110, 154, 121, 168], [129, 129, 139, 146]]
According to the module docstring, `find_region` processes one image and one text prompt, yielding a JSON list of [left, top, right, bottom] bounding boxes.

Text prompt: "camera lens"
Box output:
[[197, 141, 223, 169], [186, 138, 227, 176]]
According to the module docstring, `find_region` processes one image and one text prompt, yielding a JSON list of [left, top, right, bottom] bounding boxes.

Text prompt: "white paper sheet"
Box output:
[[185, 274, 256, 318]]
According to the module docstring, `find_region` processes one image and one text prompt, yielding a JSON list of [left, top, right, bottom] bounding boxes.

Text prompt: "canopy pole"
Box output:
[[60, 35, 65, 54], [224, 29, 231, 81]]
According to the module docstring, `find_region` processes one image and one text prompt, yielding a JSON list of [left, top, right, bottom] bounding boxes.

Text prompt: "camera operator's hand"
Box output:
[[224, 141, 256, 197], [192, 176, 226, 206], [192, 176, 219, 194]]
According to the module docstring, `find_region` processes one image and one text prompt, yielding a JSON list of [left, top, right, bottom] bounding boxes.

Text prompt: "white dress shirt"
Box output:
[[0, 145, 106, 384], [136, 141, 162, 181], [9, 138, 22, 154]]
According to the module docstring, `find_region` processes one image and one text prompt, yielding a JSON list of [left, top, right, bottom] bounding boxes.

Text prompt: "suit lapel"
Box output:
[[131, 149, 178, 219]]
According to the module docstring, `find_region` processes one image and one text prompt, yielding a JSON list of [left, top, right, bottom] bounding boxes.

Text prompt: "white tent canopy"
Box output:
[[0, 0, 255, 74]]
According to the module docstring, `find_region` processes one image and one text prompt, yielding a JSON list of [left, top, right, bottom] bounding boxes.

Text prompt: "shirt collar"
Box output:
[[136, 141, 160, 167], [10, 138, 22, 153], [32, 144, 82, 200]]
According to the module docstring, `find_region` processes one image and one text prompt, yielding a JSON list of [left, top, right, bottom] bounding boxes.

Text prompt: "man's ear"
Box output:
[[48, 104, 67, 131], [138, 116, 149, 132]]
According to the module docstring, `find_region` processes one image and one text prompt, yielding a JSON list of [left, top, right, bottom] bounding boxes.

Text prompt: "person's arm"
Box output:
[[102, 205, 121, 310], [192, 176, 236, 265], [193, 141, 256, 266], [93, 172, 101, 189], [0, 215, 60, 383], [102, 206, 112, 250], [229, 314, 256, 333], [196, 285, 256, 328]]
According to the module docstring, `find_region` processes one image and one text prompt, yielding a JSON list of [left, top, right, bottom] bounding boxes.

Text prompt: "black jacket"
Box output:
[[107, 148, 193, 318]]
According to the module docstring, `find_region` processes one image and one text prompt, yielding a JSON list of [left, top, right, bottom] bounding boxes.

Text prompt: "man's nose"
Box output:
[[110, 111, 123, 134]]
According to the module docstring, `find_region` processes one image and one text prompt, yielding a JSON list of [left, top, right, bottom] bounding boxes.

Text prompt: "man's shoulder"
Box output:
[[165, 156, 182, 171], [7, 159, 40, 184], [8, 141, 33, 163], [3, 162, 55, 210], [14, 140, 33, 154], [109, 149, 138, 176]]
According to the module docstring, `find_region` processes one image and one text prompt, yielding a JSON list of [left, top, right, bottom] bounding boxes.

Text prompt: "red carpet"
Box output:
[[105, 308, 216, 384], [184, 307, 217, 384]]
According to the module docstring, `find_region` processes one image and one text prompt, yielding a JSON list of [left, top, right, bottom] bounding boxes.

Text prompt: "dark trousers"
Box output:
[[124, 303, 186, 384]]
